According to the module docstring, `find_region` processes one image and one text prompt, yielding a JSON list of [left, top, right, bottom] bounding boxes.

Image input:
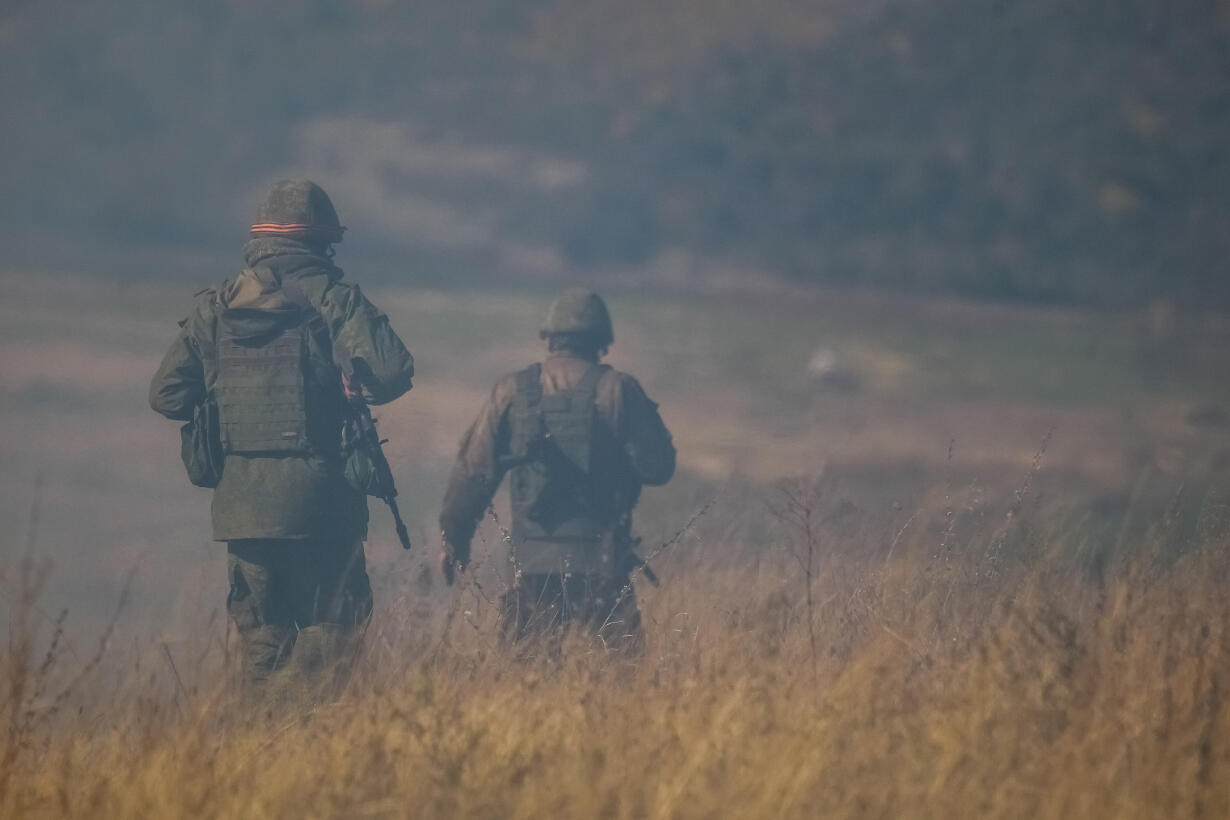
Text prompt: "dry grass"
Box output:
[[4, 479, 1230, 820]]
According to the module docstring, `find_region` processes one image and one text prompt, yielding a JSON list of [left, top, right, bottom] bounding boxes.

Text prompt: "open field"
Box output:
[[3, 269, 1230, 816], [6, 490, 1230, 818], [2, 269, 1229, 634]]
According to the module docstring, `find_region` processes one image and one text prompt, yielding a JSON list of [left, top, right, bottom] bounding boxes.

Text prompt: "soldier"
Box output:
[[149, 179, 414, 698], [439, 288, 674, 655]]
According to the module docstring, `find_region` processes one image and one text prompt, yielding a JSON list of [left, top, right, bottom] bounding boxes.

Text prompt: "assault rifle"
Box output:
[[496, 431, 552, 472], [347, 396, 413, 551], [625, 544, 660, 587]]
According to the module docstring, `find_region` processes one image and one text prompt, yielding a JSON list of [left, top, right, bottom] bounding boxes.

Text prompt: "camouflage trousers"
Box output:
[[499, 573, 643, 658], [226, 538, 372, 698]]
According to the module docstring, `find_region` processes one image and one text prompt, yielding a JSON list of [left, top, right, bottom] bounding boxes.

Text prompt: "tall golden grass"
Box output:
[[4, 479, 1230, 819]]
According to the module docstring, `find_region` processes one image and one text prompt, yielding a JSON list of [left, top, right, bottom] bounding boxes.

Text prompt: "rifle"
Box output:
[[614, 532, 659, 586], [346, 396, 413, 551], [627, 548, 660, 587], [280, 289, 412, 551], [496, 431, 552, 472]]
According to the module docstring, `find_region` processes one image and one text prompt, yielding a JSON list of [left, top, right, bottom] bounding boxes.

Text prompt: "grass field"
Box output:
[[3, 269, 1230, 817], [6, 490, 1230, 818]]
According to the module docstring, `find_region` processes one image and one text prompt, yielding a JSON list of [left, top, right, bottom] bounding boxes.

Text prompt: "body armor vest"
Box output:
[[214, 277, 336, 456], [508, 362, 618, 575]]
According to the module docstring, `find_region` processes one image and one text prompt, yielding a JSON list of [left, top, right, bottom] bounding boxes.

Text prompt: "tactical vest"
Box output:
[[508, 363, 619, 575], [214, 276, 336, 456]]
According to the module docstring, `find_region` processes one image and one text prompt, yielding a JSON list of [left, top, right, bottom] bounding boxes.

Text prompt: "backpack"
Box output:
[[184, 269, 385, 497], [212, 273, 335, 456], [507, 363, 617, 574]]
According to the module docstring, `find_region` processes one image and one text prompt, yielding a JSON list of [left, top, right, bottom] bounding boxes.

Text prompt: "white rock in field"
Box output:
[[807, 348, 859, 391]]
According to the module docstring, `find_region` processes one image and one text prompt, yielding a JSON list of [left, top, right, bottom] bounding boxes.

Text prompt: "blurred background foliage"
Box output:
[[2, 0, 1227, 307]]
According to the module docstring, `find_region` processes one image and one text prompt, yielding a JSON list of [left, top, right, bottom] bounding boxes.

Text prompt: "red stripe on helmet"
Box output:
[[251, 223, 346, 233]]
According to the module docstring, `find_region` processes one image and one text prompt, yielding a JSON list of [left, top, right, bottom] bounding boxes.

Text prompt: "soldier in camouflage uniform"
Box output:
[[439, 288, 674, 654], [149, 180, 414, 697]]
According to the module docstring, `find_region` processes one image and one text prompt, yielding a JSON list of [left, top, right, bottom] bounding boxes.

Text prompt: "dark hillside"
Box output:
[[1, 0, 1226, 306]]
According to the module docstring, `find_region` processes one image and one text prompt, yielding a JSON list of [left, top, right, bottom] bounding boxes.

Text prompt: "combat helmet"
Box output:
[[539, 288, 614, 347], [250, 179, 346, 244]]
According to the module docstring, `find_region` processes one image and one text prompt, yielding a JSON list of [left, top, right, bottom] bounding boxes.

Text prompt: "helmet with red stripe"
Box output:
[[250, 179, 346, 244]]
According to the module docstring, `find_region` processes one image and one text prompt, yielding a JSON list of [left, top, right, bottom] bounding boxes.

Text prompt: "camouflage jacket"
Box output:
[[149, 238, 414, 541], [439, 351, 675, 563]]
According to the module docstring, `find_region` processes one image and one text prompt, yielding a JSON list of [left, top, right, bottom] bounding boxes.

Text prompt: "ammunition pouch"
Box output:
[[180, 395, 224, 488]]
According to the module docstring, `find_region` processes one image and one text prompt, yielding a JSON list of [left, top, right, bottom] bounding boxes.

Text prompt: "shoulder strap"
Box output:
[[574, 363, 607, 406], [507, 363, 546, 461], [190, 287, 221, 360], [275, 274, 333, 358], [514, 363, 544, 414]]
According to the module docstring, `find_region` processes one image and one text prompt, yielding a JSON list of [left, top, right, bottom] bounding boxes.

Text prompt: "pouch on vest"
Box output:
[[180, 395, 224, 487]]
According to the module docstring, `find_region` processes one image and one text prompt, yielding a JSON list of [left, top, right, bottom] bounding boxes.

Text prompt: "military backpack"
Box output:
[[507, 362, 624, 575], [212, 274, 337, 456]]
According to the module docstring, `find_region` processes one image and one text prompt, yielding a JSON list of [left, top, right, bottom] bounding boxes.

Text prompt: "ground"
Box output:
[[2, 270, 1230, 817]]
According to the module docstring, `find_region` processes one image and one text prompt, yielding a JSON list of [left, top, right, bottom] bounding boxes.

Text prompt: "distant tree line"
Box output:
[[2, 0, 1227, 308]]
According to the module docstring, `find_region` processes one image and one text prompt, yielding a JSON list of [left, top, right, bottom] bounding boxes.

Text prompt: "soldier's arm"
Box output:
[[148, 294, 213, 421], [612, 374, 676, 486], [320, 281, 414, 406], [438, 377, 516, 564]]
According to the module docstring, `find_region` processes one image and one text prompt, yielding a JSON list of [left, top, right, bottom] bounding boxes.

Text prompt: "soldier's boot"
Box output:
[[279, 623, 356, 703]]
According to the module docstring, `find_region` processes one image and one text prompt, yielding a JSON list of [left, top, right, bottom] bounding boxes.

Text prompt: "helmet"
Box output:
[[250, 179, 346, 243], [539, 288, 614, 347]]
